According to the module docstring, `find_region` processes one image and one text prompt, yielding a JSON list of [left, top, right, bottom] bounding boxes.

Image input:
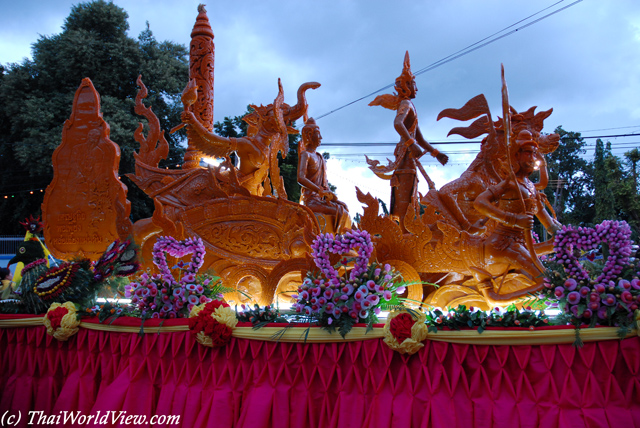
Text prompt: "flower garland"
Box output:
[[293, 229, 406, 337], [310, 229, 374, 284], [152, 236, 205, 276], [43, 302, 80, 341], [424, 305, 551, 332], [188, 300, 238, 347], [126, 236, 223, 319], [383, 310, 428, 355], [22, 258, 47, 275], [542, 220, 640, 334], [92, 239, 140, 281], [552, 220, 633, 286]]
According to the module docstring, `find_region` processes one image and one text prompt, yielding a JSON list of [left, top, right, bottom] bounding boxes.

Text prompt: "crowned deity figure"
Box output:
[[366, 52, 449, 231], [297, 118, 350, 233]]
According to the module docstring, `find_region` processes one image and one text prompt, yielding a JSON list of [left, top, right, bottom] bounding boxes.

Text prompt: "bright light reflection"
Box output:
[[202, 157, 223, 166], [96, 298, 131, 304]]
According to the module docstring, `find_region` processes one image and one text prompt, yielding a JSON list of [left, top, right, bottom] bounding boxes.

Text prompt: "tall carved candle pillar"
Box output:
[[183, 4, 215, 169]]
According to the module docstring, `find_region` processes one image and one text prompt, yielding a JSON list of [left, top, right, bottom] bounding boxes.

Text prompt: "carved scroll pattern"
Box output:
[[200, 223, 282, 260], [190, 37, 215, 131], [133, 76, 169, 168]]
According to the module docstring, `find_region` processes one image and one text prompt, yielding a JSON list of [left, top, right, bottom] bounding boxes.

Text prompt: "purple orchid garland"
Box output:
[[295, 229, 404, 323], [126, 236, 212, 319], [544, 220, 640, 323]]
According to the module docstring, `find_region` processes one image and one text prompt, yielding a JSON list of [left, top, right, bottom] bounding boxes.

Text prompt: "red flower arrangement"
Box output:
[[188, 300, 237, 347], [43, 302, 80, 341], [47, 306, 68, 330], [389, 312, 415, 343], [383, 310, 428, 355]]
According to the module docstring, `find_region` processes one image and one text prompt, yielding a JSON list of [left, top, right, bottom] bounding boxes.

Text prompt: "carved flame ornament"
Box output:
[[43, 78, 132, 261]]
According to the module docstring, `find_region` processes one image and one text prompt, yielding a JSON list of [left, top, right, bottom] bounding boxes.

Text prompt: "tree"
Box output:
[[593, 139, 616, 223], [587, 140, 640, 238], [624, 148, 640, 192], [0, 0, 188, 234], [543, 126, 594, 225]]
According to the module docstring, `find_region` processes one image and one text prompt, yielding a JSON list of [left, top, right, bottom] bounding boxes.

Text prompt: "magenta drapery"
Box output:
[[1, 325, 639, 428]]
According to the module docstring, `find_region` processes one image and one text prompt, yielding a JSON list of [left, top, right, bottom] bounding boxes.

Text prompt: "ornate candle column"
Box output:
[[183, 4, 215, 169]]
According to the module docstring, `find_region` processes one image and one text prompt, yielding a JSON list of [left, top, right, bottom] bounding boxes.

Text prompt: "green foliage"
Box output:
[[213, 109, 249, 138], [589, 140, 640, 237], [593, 139, 617, 223], [541, 127, 640, 239], [0, 0, 188, 233], [544, 126, 594, 226], [235, 304, 287, 328], [423, 304, 553, 334]]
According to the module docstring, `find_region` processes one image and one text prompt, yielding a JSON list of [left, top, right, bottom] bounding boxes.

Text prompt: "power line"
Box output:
[[411, 0, 568, 76], [564, 132, 640, 140], [315, 0, 583, 120], [578, 125, 640, 133], [323, 132, 640, 148]]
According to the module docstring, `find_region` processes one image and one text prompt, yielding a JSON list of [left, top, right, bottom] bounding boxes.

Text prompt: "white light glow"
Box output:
[[96, 298, 131, 304], [201, 157, 223, 167]]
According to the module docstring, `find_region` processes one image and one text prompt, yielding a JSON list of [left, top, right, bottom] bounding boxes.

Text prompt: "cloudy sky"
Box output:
[[2, 0, 640, 215]]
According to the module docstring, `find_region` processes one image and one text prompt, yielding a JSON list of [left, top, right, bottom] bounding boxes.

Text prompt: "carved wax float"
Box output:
[[42, 78, 132, 261], [127, 6, 323, 305], [360, 65, 561, 309]]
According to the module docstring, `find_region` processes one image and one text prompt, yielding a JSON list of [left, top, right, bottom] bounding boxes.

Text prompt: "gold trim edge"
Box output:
[[0, 318, 636, 345]]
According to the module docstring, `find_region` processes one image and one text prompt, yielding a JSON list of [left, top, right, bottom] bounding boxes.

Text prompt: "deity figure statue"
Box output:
[[473, 129, 561, 303], [297, 118, 350, 233], [181, 80, 320, 197], [366, 51, 449, 231]]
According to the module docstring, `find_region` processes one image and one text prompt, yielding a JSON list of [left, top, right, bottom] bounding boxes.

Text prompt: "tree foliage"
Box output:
[[542, 127, 640, 239], [593, 139, 617, 223], [543, 126, 594, 226], [0, 0, 188, 234]]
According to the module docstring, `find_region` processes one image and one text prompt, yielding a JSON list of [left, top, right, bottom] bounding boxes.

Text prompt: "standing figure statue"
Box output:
[[366, 51, 448, 231], [473, 130, 561, 303], [297, 118, 350, 233]]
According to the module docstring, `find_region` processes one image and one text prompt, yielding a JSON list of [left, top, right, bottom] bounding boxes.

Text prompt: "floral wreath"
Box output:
[[383, 310, 428, 355], [188, 300, 238, 347], [43, 302, 80, 341], [152, 236, 205, 276]]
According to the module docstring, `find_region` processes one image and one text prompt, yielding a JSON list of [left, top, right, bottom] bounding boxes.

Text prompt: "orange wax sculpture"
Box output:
[[361, 59, 561, 309], [42, 78, 132, 261]]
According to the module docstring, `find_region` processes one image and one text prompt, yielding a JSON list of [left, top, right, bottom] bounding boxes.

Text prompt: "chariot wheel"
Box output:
[[264, 258, 311, 305]]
